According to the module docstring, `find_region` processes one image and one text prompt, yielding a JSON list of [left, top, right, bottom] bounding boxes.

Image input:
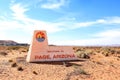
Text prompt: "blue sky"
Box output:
[[0, 0, 120, 46]]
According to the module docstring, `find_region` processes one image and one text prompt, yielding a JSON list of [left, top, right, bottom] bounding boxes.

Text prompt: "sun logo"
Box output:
[[36, 32, 45, 42]]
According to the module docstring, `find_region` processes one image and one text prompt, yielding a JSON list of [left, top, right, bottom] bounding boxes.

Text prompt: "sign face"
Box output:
[[26, 30, 78, 62]]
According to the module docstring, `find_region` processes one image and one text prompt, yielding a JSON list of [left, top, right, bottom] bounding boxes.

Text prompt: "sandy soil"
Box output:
[[0, 46, 120, 80]]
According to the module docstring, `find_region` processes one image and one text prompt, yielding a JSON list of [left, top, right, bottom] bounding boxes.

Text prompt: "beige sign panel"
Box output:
[[26, 30, 78, 62]]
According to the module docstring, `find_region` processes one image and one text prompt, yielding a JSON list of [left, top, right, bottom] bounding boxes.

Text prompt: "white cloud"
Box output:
[[48, 23, 120, 46], [10, 3, 28, 20], [94, 29, 120, 38], [50, 37, 120, 46], [41, 0, 67, 9], [97, 17, 120, 24], [107, 17, 120, 24], [74, 17, 120, 28], [96, 19, 106, 24], [75, 21, 96, 28], [49, 29, 120, 46], [9, 3, 65, 33]]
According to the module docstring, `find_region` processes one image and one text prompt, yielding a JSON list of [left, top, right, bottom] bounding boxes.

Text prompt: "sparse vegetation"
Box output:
[[7, 46, 29, 51], [7, 46, 20, 50], [0, 51, 7, 56], [11, 62, 17, 67], [8, 59, 13, 62], [0, 45, 120, 80], [116, 51, 120, 54], [33, 71, 38, 75], [72, 64, 88, 75], [77, 68, 88, 75], [75, 49, 90, 59], [65, 67, 89, 80], [100, 47, 116, 56], [118, 56, 120, 58], [17, 66, 23, 71]]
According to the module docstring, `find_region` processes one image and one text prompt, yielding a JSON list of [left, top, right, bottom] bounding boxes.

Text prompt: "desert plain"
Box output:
[[0, 46, 120, 80]]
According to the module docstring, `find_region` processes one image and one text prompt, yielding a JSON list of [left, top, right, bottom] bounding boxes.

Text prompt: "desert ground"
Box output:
[[0, 46, 120, 80]]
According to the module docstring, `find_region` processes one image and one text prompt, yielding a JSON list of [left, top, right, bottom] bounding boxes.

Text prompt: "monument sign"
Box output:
[[26, 30, 78, 62]]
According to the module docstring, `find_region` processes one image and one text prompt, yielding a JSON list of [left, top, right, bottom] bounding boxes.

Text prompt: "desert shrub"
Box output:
[[8, 59, 13, 62], [21, 50, 27, 52], [116, 51, 120, 54], [11, 62, 17, 67], [76, 50, 90, 59], [73, 65, 88, 75], [118, 56, 120, 58], [100, 47, 116, 56], [103, 52, 109, 56], [0, 51, 7, 56], [17, 66, 23, 71], [7, 46, 20, 50], [33, 71, 38, 75], [65, 68, 88, 80], [81, 53, 90, 59], [20, 48, 29, 53], [76, 50, 83, 58], [77, 68, 88, 75], [7, 46, 29, 51], [73, 47, 76, 50], [19, 46, 29, 53], [85, 49, 93, 55], [66, 68, 88, 78], [76, 49, 81, 52]]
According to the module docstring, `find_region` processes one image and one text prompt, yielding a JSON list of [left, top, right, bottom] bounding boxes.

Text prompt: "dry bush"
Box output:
[[100, 47, 116, 56], [7, 46, 20, 50], [17, 66, 23, 71], [19, 46, 29, 52], [65, 67, 88, 80], [9, 57, 17, 62], [8, 59, 13, 62], [75, 49, 91, 59], [116, 51, 120, 54], [33, 71, 38, 75], [11, 62, 18, 67], [7, 46, 29, 51], [77, 68, 88, 75], [118, 56, 120, 58], [0, 51, 8, 56], [0, 46, 8, 50], [19, 48, 29, 53]]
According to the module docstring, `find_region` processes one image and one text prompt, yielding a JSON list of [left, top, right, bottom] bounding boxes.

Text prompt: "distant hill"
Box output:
[[0, 40, 29, 46]]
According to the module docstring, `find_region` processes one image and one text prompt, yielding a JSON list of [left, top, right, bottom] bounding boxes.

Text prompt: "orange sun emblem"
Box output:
[[36, 32, 45, 42]]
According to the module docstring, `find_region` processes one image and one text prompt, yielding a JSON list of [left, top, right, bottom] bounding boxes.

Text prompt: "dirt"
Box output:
[[0, 46, 120, 80]]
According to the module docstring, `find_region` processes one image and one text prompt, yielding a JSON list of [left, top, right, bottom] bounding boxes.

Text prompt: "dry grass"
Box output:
[[7, 46, 29, 51], [75, 48, 92, 59]]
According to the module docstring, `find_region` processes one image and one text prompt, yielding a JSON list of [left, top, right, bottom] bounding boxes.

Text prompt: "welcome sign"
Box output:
[[26, 30, 78, 62]]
